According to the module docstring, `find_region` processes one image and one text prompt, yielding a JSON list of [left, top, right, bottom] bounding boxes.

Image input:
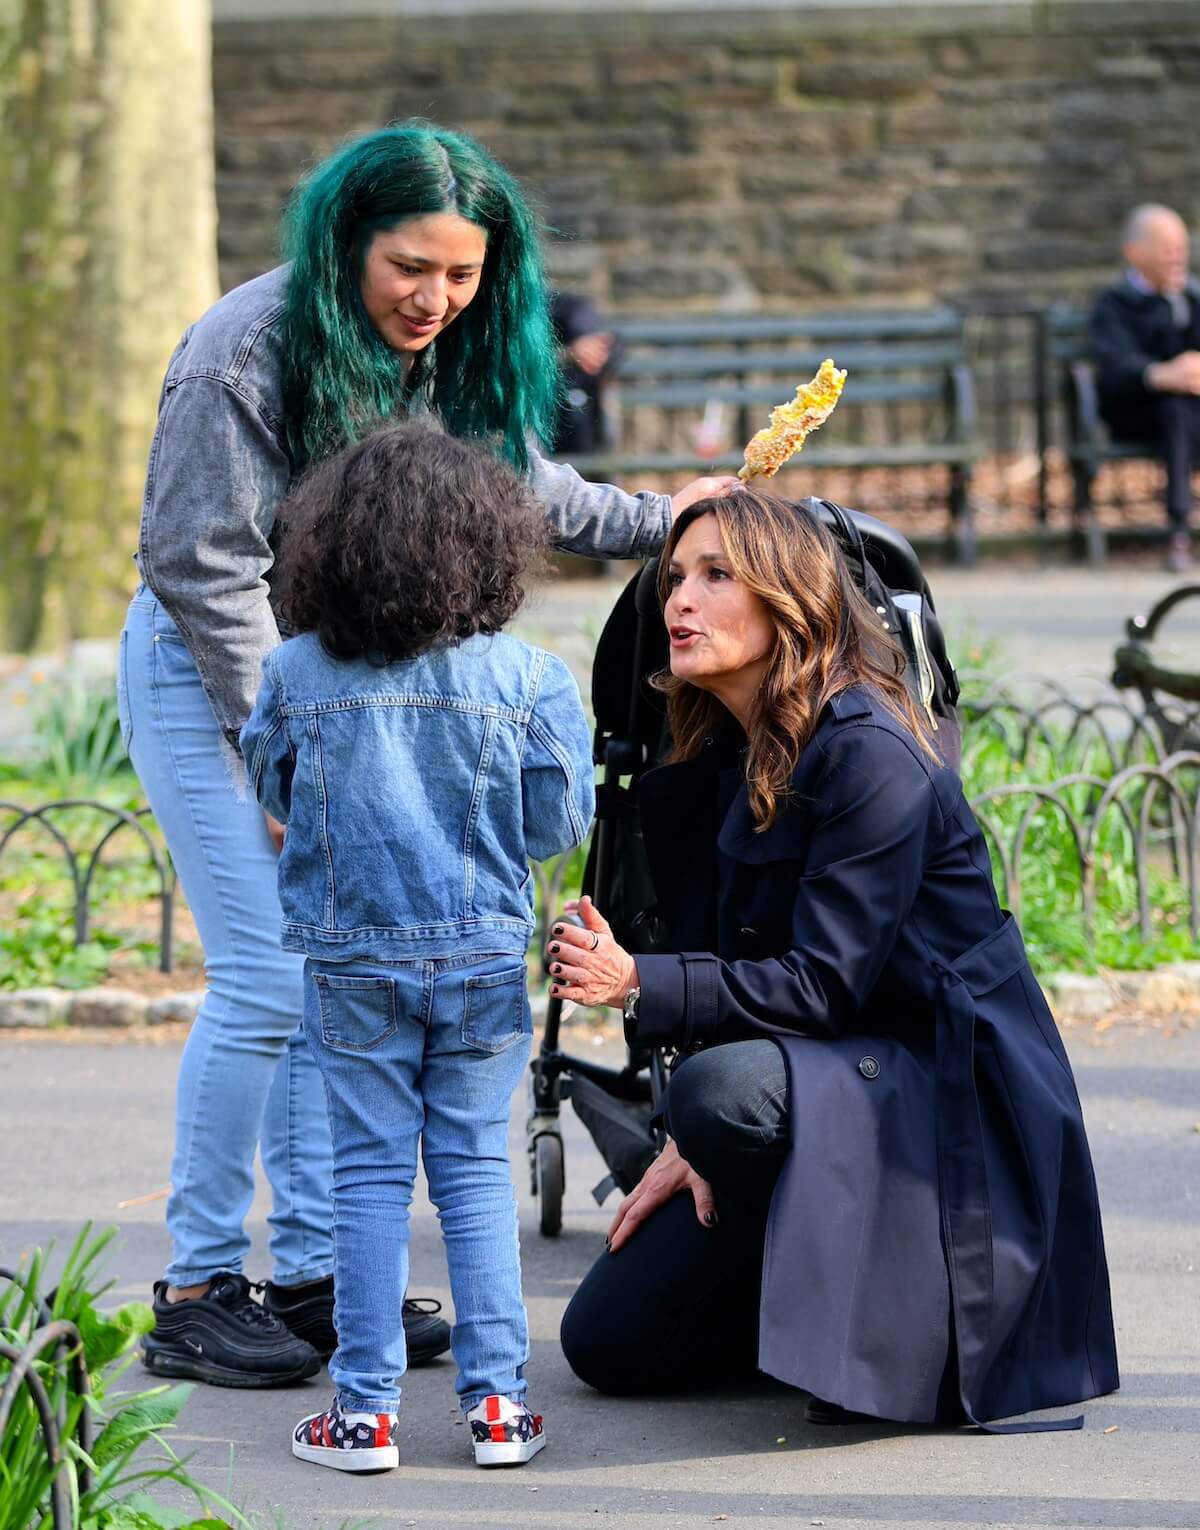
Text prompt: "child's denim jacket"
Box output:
[[240, 631, 595, 962]]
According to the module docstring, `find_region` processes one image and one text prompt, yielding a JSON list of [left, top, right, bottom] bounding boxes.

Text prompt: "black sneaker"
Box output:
[[263, 1276, 452, 1367], [142, 1273, 321, 1388]]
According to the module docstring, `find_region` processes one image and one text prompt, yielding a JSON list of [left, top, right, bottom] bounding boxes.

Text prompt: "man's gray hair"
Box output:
[[1122, 203, 1185, 246]]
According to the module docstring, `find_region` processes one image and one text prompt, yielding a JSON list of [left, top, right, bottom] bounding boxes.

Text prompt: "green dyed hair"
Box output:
[[279, 121, 560, 472]]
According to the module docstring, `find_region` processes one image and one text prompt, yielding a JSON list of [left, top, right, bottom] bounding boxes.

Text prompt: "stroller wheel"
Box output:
[[534, 1133, 564, 1238]]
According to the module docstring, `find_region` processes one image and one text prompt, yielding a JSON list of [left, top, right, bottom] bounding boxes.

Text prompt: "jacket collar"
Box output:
[[640, 688, 875, 870]]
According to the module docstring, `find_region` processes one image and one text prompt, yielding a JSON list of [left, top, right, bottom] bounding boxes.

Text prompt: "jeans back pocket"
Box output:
[[314, 973, 398, 1053], [462, 964, 530, 1055]]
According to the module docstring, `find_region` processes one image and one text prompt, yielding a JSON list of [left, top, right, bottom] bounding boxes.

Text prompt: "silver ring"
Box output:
[[588, 931, 600, 951]]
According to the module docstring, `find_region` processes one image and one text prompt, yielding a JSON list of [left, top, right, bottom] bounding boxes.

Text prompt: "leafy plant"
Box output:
[[0, 891, 125, 991], [30, 677, 132, 796], [0, 1225, 242, 1530]]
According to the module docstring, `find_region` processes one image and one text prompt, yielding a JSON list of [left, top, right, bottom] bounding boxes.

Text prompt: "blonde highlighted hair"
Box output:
[[655, 490, 937, 830]]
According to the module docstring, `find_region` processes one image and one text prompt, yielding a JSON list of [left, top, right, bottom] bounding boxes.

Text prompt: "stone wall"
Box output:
[[212, 1, 1200, 310]]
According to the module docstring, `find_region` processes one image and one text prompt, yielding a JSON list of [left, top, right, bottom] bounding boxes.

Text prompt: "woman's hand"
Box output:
[[264, 812, 286, 854], [607, 1138, 717, 1254], [546, 895, 638, 1009], [671, 475, 741, 518]]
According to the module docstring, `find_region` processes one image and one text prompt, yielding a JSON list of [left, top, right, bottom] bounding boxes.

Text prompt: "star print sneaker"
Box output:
[[466, 1394, 546, 1467], [292, 1398, 399, 1473]]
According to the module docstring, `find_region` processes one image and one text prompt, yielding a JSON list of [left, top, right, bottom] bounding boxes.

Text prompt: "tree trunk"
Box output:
[[0, 0, 218, 652]]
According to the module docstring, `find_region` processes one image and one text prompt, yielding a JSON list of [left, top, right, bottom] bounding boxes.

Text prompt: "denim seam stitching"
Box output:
[[279, 695, 529, 721], [149, 630, 247, 1281], [462, 713, 497, 915], [308, 715, 337, 928], [747, 1083, 789, 1145]]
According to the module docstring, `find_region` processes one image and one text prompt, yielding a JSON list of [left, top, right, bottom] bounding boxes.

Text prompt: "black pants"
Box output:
[[1102, 392, 1200, 526], [560, 1041, 790, 1393]]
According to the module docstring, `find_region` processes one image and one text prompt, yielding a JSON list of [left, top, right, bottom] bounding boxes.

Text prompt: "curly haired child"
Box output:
[[241, 420, 594, 1471]]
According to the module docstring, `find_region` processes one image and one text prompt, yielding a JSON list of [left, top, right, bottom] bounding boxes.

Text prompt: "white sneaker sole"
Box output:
[[292, 1438, 399, 1473], [474, 1431, 546, 1468]]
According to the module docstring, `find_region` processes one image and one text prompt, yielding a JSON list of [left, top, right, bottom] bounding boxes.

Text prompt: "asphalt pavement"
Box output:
[[1, 1019, 1196, 1530]]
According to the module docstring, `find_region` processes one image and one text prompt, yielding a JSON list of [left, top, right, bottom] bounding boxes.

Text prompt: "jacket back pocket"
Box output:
[[462, 965, 530, 1055], [314, 973, 398, 1053]]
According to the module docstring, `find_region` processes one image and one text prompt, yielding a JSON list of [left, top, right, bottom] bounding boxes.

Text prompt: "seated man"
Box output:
[[548, 291, 620, 457], [1090, 204, 1200, 572]]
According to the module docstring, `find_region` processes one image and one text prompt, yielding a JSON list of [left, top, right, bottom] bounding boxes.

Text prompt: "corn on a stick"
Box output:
[[737, 358, 848, 481]]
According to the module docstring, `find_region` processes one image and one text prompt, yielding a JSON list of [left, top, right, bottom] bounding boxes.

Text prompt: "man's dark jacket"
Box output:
[[1090, 274, 1200, 412], [631, 687, 1119, 1428]]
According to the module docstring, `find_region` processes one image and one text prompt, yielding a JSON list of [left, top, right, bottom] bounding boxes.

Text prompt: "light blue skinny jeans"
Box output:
[[117, 585, 335, 1288], [305, 954, 531, 1412]]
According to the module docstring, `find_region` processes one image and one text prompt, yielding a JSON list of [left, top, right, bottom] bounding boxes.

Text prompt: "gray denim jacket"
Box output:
[[136, 265, 672, 752]]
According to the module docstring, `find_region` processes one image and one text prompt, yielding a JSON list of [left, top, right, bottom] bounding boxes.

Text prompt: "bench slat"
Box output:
[[617, 378, 945, 409], [616, 343, 963, 379], [611, 309, 965, 344]]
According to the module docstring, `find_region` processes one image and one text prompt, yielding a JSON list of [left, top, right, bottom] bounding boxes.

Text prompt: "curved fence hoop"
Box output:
[[1084, 755, 1200, 944], [0, 1314, 91, 1530], [1054, 700, 1157, 773], [959, 701, 1059, 763], [0, 797, 176, 973], [969, 777, 1103, 935], [0, 1268, 92, 1480], [0, 1337, 73, 1530], [957, 669, 1091, 707], [0, 801, 85, 908]]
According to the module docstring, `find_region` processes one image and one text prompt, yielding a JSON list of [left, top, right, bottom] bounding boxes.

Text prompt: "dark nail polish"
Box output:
[[551, 963, 561, 975], [549, 943, 560, 953], [604, 1237, 611, 1251], [703, 1211, 718, 1226], [552, 925, 564, 935]]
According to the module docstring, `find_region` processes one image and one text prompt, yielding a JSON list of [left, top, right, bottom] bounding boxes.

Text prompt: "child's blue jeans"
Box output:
[[303, 953, 533, 1413]]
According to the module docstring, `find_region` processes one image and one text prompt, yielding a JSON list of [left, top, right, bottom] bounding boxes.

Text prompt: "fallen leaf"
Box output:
[[776, 1435, 787, 1444]]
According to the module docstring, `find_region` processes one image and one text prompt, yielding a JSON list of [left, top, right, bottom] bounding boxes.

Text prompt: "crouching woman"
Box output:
[[553, 490, 1118, 1431]]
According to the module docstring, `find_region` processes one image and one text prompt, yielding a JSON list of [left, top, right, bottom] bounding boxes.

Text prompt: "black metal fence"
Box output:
[[0, 1267, 91, 1530], [0, 798, 177, 971], [4, 679, 1199, 977]]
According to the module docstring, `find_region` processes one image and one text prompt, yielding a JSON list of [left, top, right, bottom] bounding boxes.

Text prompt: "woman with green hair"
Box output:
[[116, 120, 733, 1389]]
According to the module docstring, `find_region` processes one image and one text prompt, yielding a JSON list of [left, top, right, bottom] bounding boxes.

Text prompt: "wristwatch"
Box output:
[[622, 986, 641, 1026]]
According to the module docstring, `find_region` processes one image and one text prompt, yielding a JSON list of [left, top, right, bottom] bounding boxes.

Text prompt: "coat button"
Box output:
[[858, 1056, 880, 1080]]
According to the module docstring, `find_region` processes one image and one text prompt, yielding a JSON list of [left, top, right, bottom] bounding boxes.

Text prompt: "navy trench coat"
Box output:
[[630, 686, 1119, 1428]]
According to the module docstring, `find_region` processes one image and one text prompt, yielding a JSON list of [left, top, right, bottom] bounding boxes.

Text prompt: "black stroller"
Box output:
[[526, 498, 961, 1235]]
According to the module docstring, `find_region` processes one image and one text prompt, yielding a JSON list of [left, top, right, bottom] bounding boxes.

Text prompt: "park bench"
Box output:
[[558, 308, 982, 563], [1043, 304, 1165, 567]]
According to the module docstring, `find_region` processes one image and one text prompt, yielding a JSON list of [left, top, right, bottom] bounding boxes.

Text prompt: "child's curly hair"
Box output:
[[272, 420, 549, 663]]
